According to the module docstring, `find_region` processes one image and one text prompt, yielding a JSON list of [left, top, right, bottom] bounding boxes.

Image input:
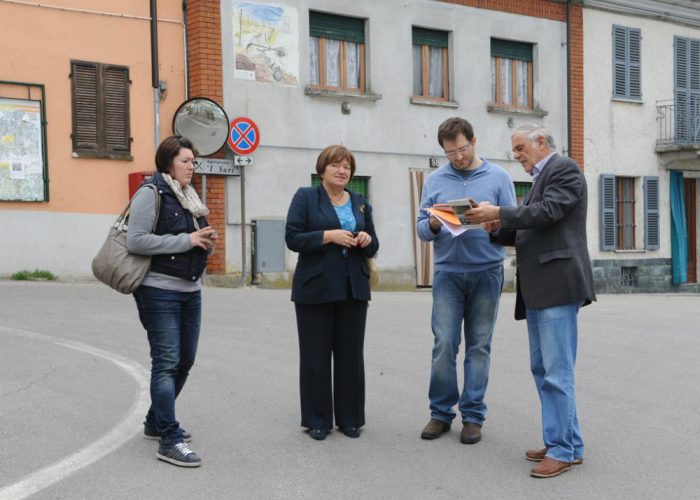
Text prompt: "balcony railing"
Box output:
[[656, 98, 700, 146]]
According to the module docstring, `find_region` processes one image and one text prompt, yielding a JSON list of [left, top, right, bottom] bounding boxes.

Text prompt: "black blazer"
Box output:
[[491, 154, 596, 319], [285, 186, 379, 304]]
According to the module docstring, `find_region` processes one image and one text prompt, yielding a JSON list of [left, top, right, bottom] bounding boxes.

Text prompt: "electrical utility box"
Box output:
[[252, 218, 286, 273]]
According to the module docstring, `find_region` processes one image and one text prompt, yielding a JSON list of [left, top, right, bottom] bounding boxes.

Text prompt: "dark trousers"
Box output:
[[294, 298, 368, 430]]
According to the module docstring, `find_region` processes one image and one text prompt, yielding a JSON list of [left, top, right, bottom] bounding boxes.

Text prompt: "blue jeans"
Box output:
[[526, 302, 584, 462], [429, 267, 503, 425], [134, 285, 201, 447]]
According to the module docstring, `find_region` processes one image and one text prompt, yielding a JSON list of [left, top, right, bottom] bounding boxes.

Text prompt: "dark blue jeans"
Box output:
[[134, 285, 201, 447]]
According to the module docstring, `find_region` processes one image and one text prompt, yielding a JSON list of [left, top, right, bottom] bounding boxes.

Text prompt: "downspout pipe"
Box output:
[[566, 0, 573, 158], [151, 0, 160, 150]]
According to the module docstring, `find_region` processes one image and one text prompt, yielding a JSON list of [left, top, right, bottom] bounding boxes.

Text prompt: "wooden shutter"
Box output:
[[628, 28, 641, 99], [600, 174, 616, 250], [644, 176, 660, 250], [613, 26, 641, 99], [71, 61, 99, 152], [103, 65, 130, 152], [674, 36, 700, 143]]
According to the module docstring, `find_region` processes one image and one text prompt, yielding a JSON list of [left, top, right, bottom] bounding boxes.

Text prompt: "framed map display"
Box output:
[[0, 97, 47, 201]]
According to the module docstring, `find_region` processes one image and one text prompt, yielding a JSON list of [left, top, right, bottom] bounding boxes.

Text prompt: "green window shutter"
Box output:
[[103, 65, 131, 153], [71, 61, 99, 152], [412, 27, 448, 48], [311, 175, 370, 199], [644, 176, 659, 250], [491, 38, 532, 62], [600, 174, 616, 251], [309, 11, 364, 43], [513, 181, 532, 205]]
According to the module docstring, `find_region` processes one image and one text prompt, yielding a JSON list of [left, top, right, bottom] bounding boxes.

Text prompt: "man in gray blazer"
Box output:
[[466, 124, 596, 478]]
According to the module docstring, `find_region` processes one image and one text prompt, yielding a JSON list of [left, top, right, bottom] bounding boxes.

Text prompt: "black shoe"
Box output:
[[156, 442, 201, 468], [339, 426, 360, 438], [460, 422, 482, 444], [308, 429, 328, 441], [144, 423, 192, 443], [421, 419, 451, 440]]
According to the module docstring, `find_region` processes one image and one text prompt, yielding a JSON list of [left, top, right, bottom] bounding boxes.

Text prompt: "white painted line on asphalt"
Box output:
[[0, 326, 150, 500]]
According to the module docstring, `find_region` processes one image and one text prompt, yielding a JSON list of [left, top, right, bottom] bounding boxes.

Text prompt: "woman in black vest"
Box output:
[[127, 135, 217, 467], [285, 145, 379, 440]]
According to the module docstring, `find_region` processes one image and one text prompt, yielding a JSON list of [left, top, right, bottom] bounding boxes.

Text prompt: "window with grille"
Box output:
[[612, 25, 641, 100], [514, 181, 532, 206], [490, 39, 533, 110], [601, 174, 657, 251], [71, 60, 131, 159], [312, 174, 369, 200], [412, 27, 449, 101], [615, 176, 636, 250], [309, 12, 365, 93]]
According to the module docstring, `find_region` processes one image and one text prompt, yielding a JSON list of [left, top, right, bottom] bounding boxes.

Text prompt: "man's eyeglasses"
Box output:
[[444, 142, 472, 159]]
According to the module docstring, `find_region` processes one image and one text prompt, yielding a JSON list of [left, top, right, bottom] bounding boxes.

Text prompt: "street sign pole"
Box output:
[[240, 165, 246, 286], [227, 116, 260, 286]]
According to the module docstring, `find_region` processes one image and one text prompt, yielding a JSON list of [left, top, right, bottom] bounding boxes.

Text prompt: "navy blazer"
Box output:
[[285, 186, 379, 304], [491, 154, 596, 319]]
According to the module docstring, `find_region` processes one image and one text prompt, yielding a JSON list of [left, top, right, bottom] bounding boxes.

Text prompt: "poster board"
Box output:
[[0, 98, 46, 201]]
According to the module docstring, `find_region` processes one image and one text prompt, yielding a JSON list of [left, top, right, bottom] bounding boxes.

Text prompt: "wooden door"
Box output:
[[410, 169, 434, 287], [685, 178, 697, 283]]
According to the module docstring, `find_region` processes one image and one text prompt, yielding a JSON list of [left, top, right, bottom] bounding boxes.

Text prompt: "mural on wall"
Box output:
[[233, 2, 299, 84]]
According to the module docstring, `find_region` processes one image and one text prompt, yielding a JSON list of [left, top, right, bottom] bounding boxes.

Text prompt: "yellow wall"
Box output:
[[0, 0, 186, 214]]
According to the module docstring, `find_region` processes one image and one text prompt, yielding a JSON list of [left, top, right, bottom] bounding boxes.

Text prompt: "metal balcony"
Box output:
[[656, 99, 700, 146]]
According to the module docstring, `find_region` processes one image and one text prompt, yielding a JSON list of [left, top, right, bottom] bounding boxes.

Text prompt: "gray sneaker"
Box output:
[[156, 442, 201, 468], [144, 423, 192, 442]]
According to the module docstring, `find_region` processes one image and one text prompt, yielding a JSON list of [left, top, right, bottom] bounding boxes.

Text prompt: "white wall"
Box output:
[[220, 0, 568, 278], [584, 7, 700, 261], [0, 211, 116, 278]]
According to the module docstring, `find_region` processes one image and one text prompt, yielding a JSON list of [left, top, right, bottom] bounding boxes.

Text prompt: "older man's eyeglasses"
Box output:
[[444, 142, 472, 159]]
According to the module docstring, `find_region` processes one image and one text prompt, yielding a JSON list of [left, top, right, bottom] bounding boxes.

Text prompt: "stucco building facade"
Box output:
[[0, 0, 187, 277], [582, 0, 700, 292]]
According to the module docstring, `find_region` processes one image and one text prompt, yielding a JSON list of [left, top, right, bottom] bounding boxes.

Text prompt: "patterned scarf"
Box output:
[[161, 173, 210, 218]]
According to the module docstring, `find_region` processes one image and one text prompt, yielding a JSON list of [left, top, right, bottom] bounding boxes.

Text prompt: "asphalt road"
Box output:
[[1, 281, 698, 499]]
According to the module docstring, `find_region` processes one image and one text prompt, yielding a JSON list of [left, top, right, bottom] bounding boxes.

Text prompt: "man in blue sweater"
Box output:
[[417, 117, 516, 444]]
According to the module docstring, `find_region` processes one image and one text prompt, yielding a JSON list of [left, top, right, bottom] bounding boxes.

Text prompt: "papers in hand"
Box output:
[[426, 202, 482, 237]]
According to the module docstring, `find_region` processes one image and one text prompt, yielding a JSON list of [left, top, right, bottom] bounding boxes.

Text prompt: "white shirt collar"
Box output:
[[531, 152, 556, 182]]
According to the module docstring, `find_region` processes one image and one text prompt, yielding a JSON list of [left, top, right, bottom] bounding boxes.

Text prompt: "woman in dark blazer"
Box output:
[[285, 145, 379, 441]]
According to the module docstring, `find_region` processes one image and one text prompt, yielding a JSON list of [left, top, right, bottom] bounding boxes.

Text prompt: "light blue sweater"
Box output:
[[416, 159, 516, 273]]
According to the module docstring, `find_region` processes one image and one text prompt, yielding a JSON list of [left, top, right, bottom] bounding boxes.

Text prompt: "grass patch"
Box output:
[[11, 269, 57, 281]]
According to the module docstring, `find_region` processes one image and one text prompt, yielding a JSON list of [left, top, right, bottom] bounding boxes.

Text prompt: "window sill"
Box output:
[[72, 151, 133, 161], [613, 249, 647, 254], [410, 97, 459, 108], [486, 104, 548, 117], [611, 97, 643, 104], [304, 87, 382, 101]]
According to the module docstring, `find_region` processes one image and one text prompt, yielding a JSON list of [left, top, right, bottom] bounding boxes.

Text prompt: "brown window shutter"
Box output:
[[71, 61, 99, 151], [103, 65, 130, 153]]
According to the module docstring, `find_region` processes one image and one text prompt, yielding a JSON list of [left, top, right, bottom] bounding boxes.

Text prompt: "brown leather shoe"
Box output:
[[460, 422, 482, 444], [530, 457, 573, 478], [420, 419, 450, 440], [525, 447, 583, 465]]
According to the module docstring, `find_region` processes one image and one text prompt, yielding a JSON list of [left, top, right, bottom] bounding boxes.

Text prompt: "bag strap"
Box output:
[[117, 183, 161, 231]]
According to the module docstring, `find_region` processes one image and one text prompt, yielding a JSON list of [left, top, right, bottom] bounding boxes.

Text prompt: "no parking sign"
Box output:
[[227, 117, 260, 155]]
